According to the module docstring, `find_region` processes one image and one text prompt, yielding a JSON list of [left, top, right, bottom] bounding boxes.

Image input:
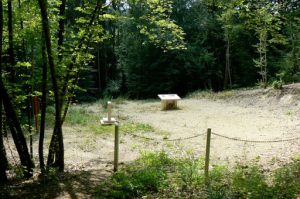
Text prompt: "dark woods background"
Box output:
[[86, 0, 300, 99]]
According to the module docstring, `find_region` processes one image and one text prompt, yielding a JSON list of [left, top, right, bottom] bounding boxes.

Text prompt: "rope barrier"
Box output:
[[125, 129, 300, 144], [165, 133, 205, 141], [126, 131, 206, 142], [211, 132, 300, 143]]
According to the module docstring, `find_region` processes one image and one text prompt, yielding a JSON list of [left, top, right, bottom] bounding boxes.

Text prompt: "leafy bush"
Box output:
[[96, 152, 300, 199], [271, 161, 300, 199], [97, 152, 172, 199], [230, 164, 271, 198], [104, 80, 122, 98]]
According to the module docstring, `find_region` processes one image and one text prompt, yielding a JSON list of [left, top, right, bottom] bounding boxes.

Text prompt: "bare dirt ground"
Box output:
[[4, 84, 300, 198], [116, 86, 300, 166]]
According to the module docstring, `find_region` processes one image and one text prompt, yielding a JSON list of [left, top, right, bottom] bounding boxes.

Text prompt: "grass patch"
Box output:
[[188, 90, 236, 100], [96, 151, 300, 199], [47, 103, 155, 135], [46, 105, 99, 127], [96, 152, 172, 199], [99, 96, 128, 108], [122, 122, 154, 133], [89, 124, 114, 135], [78, 137, 96, 152], [46, 104, 116, 135], [65, 106, 98, 126], [88, 122, 155, 135]]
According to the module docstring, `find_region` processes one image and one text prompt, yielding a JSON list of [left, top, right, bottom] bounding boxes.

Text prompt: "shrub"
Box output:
[[230, 165, 271, 198], [96, 152, 300, 199], [272, 161, 300, 199], [97, 152, 172, 199]]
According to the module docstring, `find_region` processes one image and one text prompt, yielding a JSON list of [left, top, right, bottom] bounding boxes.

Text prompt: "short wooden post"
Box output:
[[205, 128, 211, 183], [114, 123, 119, 172]]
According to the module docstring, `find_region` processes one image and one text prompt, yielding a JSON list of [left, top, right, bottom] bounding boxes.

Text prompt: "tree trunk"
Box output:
[[0, 81, 34, 178], [39, 39, 47, 174], [0, 0, 8, 183], [18, 0, 26, 58], [291, 32, 298, 80], [264, 43, 267, 88], [57, 0, 66, 64], [27, 95, 33, 159], [7, 0, 15, 82], [1, 0, 35, 174], [224, 38, 232, 89], [38, 0, 64, 171], [0, 96, 7, 184]]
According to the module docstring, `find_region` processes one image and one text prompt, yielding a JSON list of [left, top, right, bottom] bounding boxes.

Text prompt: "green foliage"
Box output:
[[65, 106, 98, 126], [243, 0, 287, 87], [97, 152, 300, 199], [89, 124, 114, 135], [231, 164, 270, 198], [97, 152, 172, 198], [104, 79, 122, 98], [122, 122, 154, 133], [188, 90, 235, 100], [117, 0, 228, 98], [272, 161, 300, 198], [272, 80, 283, 90]]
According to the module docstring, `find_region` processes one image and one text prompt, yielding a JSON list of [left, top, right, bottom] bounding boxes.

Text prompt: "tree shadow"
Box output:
[[0, 161, 112, 199]]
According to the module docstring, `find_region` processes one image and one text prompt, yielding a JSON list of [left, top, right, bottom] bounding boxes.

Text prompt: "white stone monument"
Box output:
[[101, 101, 117, 125]]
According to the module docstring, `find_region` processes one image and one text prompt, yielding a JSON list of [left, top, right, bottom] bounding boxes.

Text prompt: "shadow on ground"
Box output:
[[0, 167, 112, 199]]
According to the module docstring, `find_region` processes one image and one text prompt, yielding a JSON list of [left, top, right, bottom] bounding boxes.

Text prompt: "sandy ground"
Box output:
[[115, 96, 300, 166], [4, 84, 300, 198]]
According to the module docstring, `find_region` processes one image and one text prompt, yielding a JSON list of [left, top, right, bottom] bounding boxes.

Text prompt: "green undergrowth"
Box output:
[[100, 96, 128, 108], [96, 151, 300, 199], [46, 105, 99, 127], [65, 106, 98, 126], [188, 90, 236, 100], [47, 104, 156, 135], [122, 122, 155, 133]]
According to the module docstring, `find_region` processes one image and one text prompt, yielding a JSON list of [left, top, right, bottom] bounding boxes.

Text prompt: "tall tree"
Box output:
[[40, 0, 105, 171], [0, 0, 8, 183], [38, 0, 64, 171], [39, 39, 47, 174], [0, 82, 34, 178], [7, 0, 15, 82], [218, 0, 243, 89], [244, 0, 286, 87], [280, 1, 300, 82]]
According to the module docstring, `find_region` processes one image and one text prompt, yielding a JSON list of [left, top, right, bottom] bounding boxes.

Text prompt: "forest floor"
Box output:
[[3, 83, 300, 198]]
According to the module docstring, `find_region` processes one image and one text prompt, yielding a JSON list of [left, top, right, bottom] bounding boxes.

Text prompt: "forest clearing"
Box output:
[[1, 0, 300, 198], [3, 85, 300, 198]]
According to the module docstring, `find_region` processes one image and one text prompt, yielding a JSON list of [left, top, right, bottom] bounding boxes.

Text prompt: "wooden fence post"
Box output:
[[114, 123, 119, 172], [205, 128, 211, 183]]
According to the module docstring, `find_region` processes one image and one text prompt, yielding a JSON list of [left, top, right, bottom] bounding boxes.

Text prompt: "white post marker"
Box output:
[[101, 101, 117, 125]]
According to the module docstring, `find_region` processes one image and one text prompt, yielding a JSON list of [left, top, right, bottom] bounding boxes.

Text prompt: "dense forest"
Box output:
[[0, 0, 300, 184]]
